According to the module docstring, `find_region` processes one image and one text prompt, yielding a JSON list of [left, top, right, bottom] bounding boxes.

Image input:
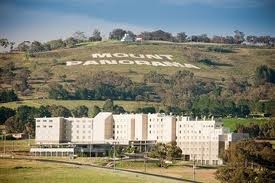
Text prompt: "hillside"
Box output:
[[0, 40, 274, 114]]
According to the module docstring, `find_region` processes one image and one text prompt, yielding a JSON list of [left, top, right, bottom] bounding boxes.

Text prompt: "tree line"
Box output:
[[1, 29, 275, 53], [216, 120, 275, 182], [1, 64, 274, 118]]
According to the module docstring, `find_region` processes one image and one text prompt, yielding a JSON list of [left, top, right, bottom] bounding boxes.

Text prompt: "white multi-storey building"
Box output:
[[35, 117, 65, 144], [147, 113, 176, 143], [32, 112, 248, 165], [176, 116, 228, 165]]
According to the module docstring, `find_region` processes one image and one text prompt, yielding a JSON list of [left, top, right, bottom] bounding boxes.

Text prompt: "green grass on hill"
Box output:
[[0, 159, 178, 183], [222, 118, 269, 131], [0, 99, 161, 115], [1, 42, 274, 93]]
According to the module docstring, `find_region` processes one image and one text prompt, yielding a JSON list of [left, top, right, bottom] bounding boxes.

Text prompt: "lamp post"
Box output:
[[144, 152, 147, 173], [113, 137, 118, 172], [192, 154, 196, 182], [3, 132, 6, 155]]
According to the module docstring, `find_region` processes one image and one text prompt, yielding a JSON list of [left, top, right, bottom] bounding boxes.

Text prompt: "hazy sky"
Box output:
[[0, 0, 275, 43]]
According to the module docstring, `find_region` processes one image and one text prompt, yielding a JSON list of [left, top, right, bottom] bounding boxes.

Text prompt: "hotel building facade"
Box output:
[[31, 112, 248, 165]]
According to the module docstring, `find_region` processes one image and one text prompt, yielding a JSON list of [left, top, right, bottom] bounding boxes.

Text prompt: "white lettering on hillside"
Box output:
[[66, 61, 83, 66], [92, 53, 112, 58], [90, 53, 174, 60], [66, 60, 200, 69], [67, 53, 200, 69]]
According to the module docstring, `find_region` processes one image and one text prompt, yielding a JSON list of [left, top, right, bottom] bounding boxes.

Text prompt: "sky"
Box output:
[[0, 0, 275, 43]]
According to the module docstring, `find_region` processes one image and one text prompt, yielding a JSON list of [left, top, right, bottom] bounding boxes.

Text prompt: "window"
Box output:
[[49, 126, 53, 128], [77, 125, 79, 128], [37, 120, 40, 122], [83, 125, 85, 128], [36, 125, 40, 128], [76, 136, 79, 139], [43, 120, 47, 122], [43, 125, 47, 128], [49, 120, 53, 122], [149, 130, 151, 134]]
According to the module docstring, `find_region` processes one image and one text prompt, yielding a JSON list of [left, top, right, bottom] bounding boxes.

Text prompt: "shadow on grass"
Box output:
[[198, 59, 233, 67]]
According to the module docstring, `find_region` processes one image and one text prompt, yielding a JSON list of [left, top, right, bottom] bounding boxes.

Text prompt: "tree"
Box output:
[[58, 74, 67, 82], [5, 116, 22, 133], [16, 105, 37, 124], [46, 39, 65, 50], [29, 41, 45, 53], [0, 107, 15, 125], [64, 37, 78, 48], [166, 141, 182, 160], [234, 30, 245, 44], [14, 68, 31, 93], [126, 30, 136, 40], [48, 105, 72, 117], [113, 105, 125, 114], [0, 90, 18, 103], [89, 29, 102, 41], [91, 105, 101, 117], [216, 140, 274, 183], [72, 31, 87, 42], [40, 68, 53, 83], [109, 28, 126, 40], [136, 106, 156, 114], [48, 83, 69, 100], [72, 105, 89, 117], [148, 143, 169, 167], [0, 38, 9, 48], [103, 99, 114, 112], [17, 41, 31, 52], [176, 32, 187, 42], [255, 65, 275, 84], [9, 41, 15, 51], [37, 106, 51, 117]]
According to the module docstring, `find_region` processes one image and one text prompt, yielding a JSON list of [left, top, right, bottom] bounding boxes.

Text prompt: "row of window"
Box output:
[[178, 124, 216, 128], [71, 120, 93, 123], [74, 136, 91, 139], [149, 118, 164, 122], [73, 125, 92, 128], [149, 130, 163, 134], [149, 124, 163, 128], [37, 120, 53, 122], [36, 125, 53, 128], [73, 130, 91, 134]]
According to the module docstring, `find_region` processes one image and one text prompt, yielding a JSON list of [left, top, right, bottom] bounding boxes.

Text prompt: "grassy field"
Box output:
[[0, 99, 161, 115], [0, 139, 34, 153], [0, 158, 183, 183], [223, 118, 270, 131]]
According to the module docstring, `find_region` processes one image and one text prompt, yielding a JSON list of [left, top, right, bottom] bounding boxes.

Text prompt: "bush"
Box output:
[[207, 46, 234, 53]]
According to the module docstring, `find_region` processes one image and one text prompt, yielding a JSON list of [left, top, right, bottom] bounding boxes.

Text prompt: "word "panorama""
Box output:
[[66, 60, 200, 69]]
